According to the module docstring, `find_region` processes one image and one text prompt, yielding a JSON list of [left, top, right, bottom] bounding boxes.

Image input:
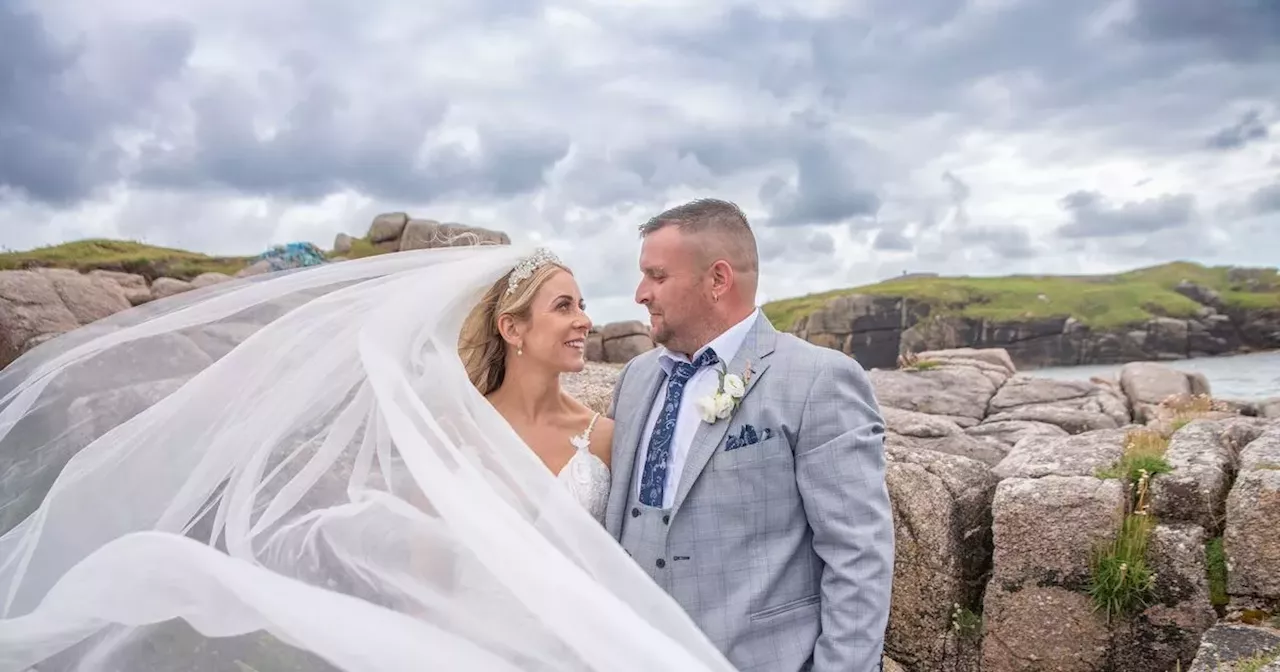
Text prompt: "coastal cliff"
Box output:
[[764, 262, 1280, 370]]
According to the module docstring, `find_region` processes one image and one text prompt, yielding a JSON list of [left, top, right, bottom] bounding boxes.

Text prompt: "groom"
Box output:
[[606, 198, 894, 672]]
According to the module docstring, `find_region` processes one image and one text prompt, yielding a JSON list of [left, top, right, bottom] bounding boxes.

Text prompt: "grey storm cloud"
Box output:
[[132, 77, 571, 203], [1248, 182, 1280, 215], [1206, 110, 1270, 151], [1056, 191, 1198, 239], [956, 225, 1036, 259], [0, 4, 193, 205], [872, 228, 913, 252], [1, 0, 1278, 320], [1126, 0, 1280, 63]]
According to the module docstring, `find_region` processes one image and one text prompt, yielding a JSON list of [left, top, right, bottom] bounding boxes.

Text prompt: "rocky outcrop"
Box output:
[[0, 269, 131, 368], [350, 212, 510, 253], [1225, 425, 1280, 604], [1, 214, 513, 368], [1188, 623, 1280, 671], [789, 279, 1280, 370]]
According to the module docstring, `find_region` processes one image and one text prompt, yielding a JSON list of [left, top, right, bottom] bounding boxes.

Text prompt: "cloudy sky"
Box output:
[[2, 0, 1278, 324]]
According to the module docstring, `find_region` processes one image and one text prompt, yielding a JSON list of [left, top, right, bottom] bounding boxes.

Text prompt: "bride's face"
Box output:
[[517, 269, 593, 372]]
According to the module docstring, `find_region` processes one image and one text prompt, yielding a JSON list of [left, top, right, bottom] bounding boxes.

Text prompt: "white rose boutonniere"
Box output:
[[697, 361, 753, 425]]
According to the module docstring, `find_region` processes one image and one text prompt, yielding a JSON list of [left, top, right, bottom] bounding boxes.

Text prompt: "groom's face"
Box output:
[[636, 226, 710, 354]]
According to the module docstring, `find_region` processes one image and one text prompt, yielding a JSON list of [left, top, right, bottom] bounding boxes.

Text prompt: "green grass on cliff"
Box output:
[[0, 236, 391, 281], [762, 261, 1280, 332], [0, 239, 252, 281]]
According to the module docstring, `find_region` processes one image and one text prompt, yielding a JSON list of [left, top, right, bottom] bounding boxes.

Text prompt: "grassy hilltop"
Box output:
[[0, 237, 385, 281], [760, 262, 1280, 332], [3, 240, 1278, 332]]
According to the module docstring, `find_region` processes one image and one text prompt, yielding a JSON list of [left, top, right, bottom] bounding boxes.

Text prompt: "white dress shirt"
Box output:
[[634, 308, 760, 508]]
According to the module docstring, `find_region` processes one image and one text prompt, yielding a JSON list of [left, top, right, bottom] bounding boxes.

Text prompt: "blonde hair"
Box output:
[[458, 260, 572, 395]]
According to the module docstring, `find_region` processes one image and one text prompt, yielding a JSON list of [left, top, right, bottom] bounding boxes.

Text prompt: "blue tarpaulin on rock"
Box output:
[[253, 242, 329, 271]]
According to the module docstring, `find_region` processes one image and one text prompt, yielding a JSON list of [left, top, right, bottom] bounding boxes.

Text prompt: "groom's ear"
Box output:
[[709, 259, 734, 293]]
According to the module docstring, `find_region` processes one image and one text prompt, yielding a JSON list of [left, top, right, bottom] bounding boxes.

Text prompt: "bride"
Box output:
[[0, 244, 732, 672], [459, 247, 612, 523]]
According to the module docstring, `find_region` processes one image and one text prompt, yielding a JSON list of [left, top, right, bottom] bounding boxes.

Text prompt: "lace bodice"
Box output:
[[556, 412, 610, 524]]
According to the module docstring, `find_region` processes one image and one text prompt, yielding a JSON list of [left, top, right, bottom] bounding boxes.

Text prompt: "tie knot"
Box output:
[[673, 348, 719, 379]]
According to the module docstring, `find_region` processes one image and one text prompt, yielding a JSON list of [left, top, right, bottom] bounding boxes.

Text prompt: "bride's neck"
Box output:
[[489, 357, 566, 423]]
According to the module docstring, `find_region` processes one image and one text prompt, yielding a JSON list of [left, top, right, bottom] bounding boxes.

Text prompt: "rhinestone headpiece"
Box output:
[[506, 247, 562, 295]]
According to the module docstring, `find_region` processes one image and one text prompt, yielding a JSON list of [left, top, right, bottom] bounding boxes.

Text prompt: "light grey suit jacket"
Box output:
[[606, 315, 894, 672]]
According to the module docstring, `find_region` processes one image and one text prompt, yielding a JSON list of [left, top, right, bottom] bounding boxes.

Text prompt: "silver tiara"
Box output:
[[507, 247, 562, 295]]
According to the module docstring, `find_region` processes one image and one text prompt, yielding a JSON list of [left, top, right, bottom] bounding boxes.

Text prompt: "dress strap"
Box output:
[[570, 412, 601, 451]]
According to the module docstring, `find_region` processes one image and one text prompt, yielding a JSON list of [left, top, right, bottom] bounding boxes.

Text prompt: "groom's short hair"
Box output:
[[639, 198, 759, 276]]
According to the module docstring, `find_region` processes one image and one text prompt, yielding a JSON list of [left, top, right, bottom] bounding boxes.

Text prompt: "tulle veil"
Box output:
[[0, 243, 736, 672]]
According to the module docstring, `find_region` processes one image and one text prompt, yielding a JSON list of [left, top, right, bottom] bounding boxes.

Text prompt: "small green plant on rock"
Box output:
[[948, 603, 982, 639], [1089, 488, 1158, 622], [1090, 429, 1172, 622], [1096, 429, 1172, 482], [896, 351, 941, 371]]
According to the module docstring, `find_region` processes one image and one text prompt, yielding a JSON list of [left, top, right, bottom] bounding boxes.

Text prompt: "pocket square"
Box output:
[[725, 424, 774, 451]]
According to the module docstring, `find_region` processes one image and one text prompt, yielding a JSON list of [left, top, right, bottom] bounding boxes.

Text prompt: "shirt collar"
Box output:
[[658, 308, 760, 374]]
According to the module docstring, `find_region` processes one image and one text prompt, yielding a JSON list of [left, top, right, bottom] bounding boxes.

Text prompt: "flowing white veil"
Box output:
[[0, 244, 736, 672]]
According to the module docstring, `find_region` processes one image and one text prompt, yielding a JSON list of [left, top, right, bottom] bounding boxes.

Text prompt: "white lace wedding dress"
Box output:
[[557, 412, 611, 524]]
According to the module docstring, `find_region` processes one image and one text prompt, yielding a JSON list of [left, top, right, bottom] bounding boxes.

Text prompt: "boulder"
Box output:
[[868, 364, 999, 427], [964, 419, 1069, 450], [190, 272, 233, 289], [1188, 623, 1280, 671], [367, 212, 409, 243], [152, 277, 194, 299], [584, 330, 604, 363], [917, 347, 1016, 375], [599, 321, 654, 363], [33, 268, 131, 326], [992, 428, 1128, 481], [884, 408, 1007, 466], [985, 374, 1131, 433], [980, 585, 1112, 672], [1224, 424, 1280, 602], [0, 270, 82, 367], [333, 233, 354, 254], [884, 446, 996, 670], [398, 219, 510, 251], [1149, 420, 1239, 532], [1120, 362, 1210, 422], [89, 269, 153, 305], [980, 475, 1126, 671]]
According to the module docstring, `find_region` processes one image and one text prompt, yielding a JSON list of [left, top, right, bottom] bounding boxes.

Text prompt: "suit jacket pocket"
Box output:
[[710, 436, 781, 470], [749, 593, 820, 622]]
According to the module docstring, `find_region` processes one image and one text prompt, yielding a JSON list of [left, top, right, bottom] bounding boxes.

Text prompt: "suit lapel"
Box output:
[[669, 315, 778, 515], [606, 357, 666, 534]]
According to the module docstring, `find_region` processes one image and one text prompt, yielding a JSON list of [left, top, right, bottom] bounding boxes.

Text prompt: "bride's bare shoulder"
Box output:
[[588, 415, 614, 467]]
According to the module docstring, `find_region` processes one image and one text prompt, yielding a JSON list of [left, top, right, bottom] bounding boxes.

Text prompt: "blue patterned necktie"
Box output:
[[638, 348, 720, 507]]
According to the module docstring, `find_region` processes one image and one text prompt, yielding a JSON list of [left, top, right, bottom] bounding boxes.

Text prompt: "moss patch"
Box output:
[[1206, 537, 1229, 610], [762, 260, 1280, 332]]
